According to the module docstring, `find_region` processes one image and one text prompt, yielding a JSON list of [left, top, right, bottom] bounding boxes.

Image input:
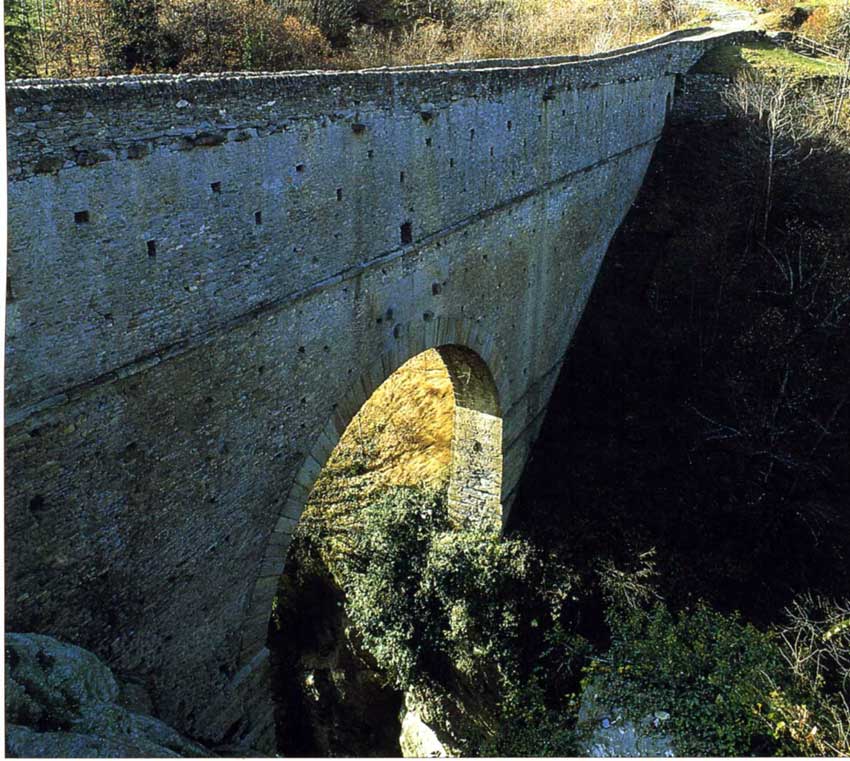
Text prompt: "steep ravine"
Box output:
[[269, 551, 405, 757], [508, 113, 850, 623], [267, 103, 849, 756]]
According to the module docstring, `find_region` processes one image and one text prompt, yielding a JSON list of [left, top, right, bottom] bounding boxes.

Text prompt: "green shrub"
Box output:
[[480, 683, 581, 757], [331, 486, 589, 753], [593, 602, 790, 756], [104, 0, 167, 73]]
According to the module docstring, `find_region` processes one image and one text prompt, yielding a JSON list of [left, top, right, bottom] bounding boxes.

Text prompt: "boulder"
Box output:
[[5, 633, 209, 758], [6, 632, 118, 732], [577, 678, 675, 757], [5, 725, 180, 758], [399, 706, 448, 758]]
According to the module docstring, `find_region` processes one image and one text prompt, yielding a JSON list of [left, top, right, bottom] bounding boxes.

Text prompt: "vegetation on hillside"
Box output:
[[798, 0, 850, 48], [336, 488, 850, 756], [507, 50, 850, 757], [746, 0, 850, 51], [4, 0, 696, 79], [695, 39, 846, 76], [279, 482, 849, 755], [594, 598, 824, 755]]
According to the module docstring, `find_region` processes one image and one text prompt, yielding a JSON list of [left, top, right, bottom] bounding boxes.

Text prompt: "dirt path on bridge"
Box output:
[[695, 0, 759, 30]]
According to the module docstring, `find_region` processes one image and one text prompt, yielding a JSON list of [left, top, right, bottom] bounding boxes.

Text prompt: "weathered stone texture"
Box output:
[[670, 72, 737, 124], [5, 632, 209, 757], [5, 27, 755, 750]]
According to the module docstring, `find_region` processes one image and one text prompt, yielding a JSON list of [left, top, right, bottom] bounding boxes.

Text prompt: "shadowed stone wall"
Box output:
[[5, 27, 754, 751]]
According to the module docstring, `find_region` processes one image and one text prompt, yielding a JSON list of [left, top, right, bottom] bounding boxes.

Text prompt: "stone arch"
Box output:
[[237, 316, 504, 665]]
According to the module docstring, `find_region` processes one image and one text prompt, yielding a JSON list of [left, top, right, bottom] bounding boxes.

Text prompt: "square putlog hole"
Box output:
[[74, 210, 90, 224]]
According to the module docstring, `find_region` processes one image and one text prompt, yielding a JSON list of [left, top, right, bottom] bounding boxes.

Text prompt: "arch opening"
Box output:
[[267, 344, 502, 756]]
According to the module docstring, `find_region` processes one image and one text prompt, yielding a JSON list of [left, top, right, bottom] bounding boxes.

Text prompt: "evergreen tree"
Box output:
[[5, 0, 37, 79], [104, 0, 162, 73]]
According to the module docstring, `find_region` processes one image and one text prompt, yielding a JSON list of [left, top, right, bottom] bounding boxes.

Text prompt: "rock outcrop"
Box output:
[[398, 697, 449, 758], [5, 633, 209, 758], [577, 678, 676, 757]]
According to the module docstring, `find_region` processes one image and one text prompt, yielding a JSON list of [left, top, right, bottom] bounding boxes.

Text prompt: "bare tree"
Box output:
[[764, 594, 850, 756], [725, 70, 817, 241], [833, 4, 850, 126]]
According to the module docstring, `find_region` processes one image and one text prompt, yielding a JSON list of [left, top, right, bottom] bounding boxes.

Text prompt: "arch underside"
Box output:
[[238, 316, 504, 665]]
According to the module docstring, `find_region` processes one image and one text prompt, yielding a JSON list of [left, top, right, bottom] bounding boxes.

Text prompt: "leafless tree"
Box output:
[[764, 594, 850, 756], [725, 70, 817, 241], [833, 4, 850, 126]]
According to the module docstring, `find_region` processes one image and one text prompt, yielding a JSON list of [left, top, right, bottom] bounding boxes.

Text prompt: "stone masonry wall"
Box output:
[[670, 72, 737, 124], [5, 28, 753, 750]]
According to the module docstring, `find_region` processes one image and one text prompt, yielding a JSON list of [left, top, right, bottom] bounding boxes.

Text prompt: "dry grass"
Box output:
[[337, 0, 699, 68], [300, 349, 455, 556], [12, 0, 699, 78], [746, 0, 850, 49]]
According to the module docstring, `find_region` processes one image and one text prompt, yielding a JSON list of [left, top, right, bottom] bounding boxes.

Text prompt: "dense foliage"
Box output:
[[593, 602, 788, 756], [326, 486, 590, 755], [290, 483, 849, 756], [584, 596, 850, 756]]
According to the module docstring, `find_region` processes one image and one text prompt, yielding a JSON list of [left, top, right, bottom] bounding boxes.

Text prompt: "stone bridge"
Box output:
[[5, 26, 750, 751]]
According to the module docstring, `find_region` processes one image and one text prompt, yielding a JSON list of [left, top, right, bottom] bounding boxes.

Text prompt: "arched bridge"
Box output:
[[5, 25, 752, 751]]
